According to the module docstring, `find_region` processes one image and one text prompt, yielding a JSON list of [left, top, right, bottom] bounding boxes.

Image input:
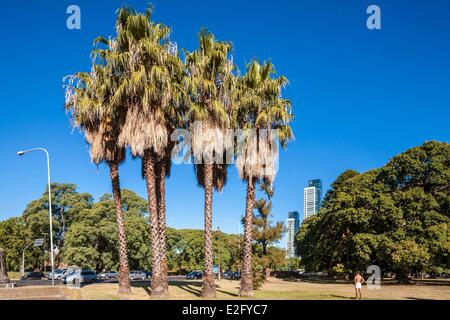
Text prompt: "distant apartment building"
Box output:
[[286, 211, 300, 258], [286, 218, 296, 259], [288, 211, 300, 233], [304, 179, 322, 220]]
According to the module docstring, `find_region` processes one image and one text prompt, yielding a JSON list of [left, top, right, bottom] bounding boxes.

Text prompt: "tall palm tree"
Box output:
[[65, 61, 132, 294], [109, 6, 184, 297], [234, 60, 294, 296], [184, 29, 235, 297]]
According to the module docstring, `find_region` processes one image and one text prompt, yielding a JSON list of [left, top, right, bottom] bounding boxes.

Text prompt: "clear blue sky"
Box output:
[[0, 1, 449, 239]]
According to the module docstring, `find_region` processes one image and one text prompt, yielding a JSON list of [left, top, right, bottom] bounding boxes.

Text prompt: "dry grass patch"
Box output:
[[80, 277, 450, 300]]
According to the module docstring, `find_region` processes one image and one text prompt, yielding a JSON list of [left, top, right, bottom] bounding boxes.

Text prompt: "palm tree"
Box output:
[[65, 61, 132, 294], [234, 60, 294, 296], [184, 29, 235, 297], [109, 6, 184, 297]]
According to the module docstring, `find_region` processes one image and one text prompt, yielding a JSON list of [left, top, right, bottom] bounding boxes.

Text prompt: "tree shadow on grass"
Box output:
[[130, 281, 151, 296], [171, 280, 203, 297], [282, 278, 350, 285], [216, 287, 239, 297], [330, 294, 353, 300], [410, 280, 450, 287], [169, 280, 240, 298]]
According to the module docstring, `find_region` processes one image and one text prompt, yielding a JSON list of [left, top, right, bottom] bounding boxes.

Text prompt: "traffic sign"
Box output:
[[34, 238, 44, 247]]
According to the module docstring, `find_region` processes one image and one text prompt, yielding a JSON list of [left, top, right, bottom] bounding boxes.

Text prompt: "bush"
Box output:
[[252, 264, 265, 290]]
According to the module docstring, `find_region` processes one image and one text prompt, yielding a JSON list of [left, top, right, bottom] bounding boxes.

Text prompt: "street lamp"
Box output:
[[17, 148, 55, 286], [21, 242, 33, 277]]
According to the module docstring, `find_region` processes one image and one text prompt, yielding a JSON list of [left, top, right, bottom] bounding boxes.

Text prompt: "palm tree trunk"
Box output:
[[143, 150, 165, 297], [240, 177, 256, 297], [202, 163, 216, 297], [156, 161, 169, 294], [108, 161, 131, 294]]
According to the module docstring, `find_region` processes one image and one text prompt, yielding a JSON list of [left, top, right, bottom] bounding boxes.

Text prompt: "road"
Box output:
[[14, 276, 186, 287]]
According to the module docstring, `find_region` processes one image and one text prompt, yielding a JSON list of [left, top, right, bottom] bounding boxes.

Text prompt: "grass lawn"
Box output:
[[80, 277, 450, 300]]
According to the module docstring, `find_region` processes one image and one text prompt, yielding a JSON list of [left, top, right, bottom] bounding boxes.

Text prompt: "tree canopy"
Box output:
[[1, 184, 279, 273], [296, 141, 450, 281]]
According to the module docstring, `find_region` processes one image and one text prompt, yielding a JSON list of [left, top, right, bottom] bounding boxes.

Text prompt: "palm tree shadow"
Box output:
[[216, 287, 239, 297], [172, 280, 203, 297], [330, 294, 353, 299], [131, 281, 152, 296]]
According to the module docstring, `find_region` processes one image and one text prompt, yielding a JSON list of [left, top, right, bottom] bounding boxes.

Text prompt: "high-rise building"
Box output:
[[285, 218, 296, 259], [308, 179, 322, 213], [288, 211, 300, 233], [286, 211, 300, 258], [304, 179, 322, 220]]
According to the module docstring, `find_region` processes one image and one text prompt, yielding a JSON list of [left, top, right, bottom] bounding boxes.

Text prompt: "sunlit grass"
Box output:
[[79, 278, 450, 300]]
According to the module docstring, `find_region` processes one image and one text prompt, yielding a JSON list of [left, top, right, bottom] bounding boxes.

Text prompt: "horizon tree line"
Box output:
[[64, 5, 294, 297]]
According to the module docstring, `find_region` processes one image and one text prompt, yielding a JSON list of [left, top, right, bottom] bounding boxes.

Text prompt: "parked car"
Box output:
[[97, 271, 118, 279], [21, 271, 45, 280], [143, 271, 152, 279], [186, 271, 203, 280], [64, 269, 97, 285], [47, 269, 67, 280], [129, 270, 147, 281], [230, 271, 241, 280]]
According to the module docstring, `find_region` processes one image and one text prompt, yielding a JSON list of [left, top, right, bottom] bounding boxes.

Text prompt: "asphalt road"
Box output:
[[14, 276, 186, 287]]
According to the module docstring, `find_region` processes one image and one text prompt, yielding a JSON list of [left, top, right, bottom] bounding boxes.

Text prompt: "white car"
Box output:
[[98, 271, 118, 279], [64, 269, 97, 285], [129, 271, 146, 281], [47, 269, 67, 280]]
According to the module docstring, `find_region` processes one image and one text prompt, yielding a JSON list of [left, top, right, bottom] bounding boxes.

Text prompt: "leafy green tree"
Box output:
[[296, 141, 450, 281], [166, 229, 205, 273], [21, 183, 93, 268], [0, 217, 33, 271], [63, 190, 150, 271]]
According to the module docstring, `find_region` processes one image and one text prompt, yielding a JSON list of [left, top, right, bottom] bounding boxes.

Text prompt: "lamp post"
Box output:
[[21, 242, 33, 277], [17, 148, 55, 286]]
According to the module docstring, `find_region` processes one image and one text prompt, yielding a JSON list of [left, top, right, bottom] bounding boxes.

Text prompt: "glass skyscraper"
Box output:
[[286, 211, 300, 258], [304, 179, 322, 219], [288, 211, 300, 232]]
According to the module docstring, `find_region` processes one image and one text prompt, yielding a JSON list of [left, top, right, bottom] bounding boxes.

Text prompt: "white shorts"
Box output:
[[355, 283, 362, 289]]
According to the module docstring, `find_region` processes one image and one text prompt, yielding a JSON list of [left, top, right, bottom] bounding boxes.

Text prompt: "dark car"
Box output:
[[186, 271, 203, 280], [143, 271, 152, 279], [21, 272, 45, 280]]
